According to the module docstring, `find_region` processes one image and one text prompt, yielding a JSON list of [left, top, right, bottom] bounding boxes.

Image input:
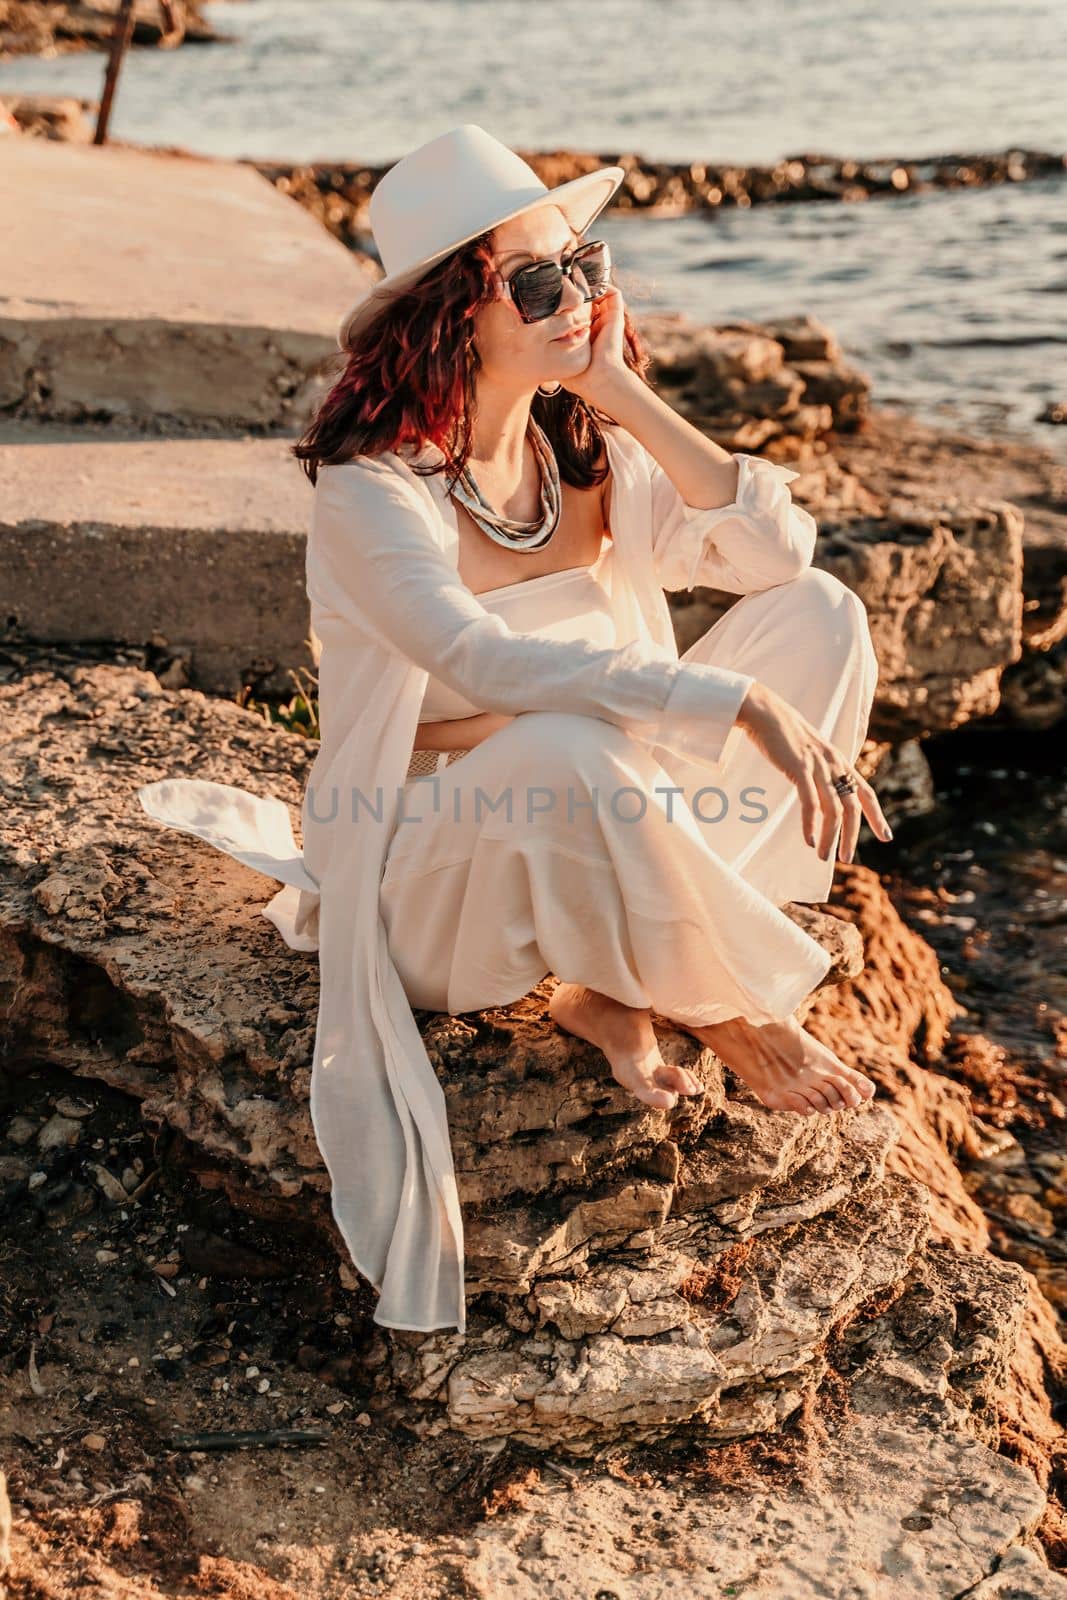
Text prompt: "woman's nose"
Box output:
[[559, 269, 588, 311]]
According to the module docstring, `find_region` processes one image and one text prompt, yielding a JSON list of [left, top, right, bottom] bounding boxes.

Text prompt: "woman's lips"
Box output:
[[553, 324, 590, 344]]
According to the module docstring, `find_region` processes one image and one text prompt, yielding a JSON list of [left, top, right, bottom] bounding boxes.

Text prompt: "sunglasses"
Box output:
[[494, 239, 613, 324]]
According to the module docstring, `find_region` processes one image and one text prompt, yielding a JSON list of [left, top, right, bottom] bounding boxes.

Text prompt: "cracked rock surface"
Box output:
[[2, 652, 1064, 1592]]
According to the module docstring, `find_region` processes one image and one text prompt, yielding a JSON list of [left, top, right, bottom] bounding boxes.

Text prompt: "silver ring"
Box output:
[[832, 772, 858, 797]]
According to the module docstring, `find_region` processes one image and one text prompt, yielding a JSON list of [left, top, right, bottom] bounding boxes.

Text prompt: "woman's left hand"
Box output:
[[559, 285, 632, 409]]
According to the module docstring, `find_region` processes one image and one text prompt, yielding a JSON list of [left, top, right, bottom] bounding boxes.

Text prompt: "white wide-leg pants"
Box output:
[[380, 568, 879, 1026]]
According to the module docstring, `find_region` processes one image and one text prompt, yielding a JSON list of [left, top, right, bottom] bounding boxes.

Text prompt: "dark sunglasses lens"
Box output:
[[574, 241, 611, 294], [510, 242, 613, 321], [511, 261, 565, 320]]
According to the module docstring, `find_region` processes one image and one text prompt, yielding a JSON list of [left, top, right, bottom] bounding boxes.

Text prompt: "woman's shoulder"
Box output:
[[318, 444, 428, 478], [313, 448, 445, 546], [317, 445, 440, 500]]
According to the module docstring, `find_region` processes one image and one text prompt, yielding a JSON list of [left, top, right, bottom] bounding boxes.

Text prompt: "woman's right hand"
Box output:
[[736, 682, 892, 865]]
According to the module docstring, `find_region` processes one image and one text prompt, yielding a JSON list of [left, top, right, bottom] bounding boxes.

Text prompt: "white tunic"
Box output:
[[137, 422, 820, 1335]]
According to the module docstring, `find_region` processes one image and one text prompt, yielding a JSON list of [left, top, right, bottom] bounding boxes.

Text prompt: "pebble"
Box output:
[[38, 1114, 83, 1152], [90, 1164, 129, 1203], [54, 1096, 94, 1120]]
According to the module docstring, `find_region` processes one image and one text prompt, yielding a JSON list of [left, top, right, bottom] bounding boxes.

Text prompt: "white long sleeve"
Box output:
[[308, 455, 756, 767], [647, 447, 818, 595]]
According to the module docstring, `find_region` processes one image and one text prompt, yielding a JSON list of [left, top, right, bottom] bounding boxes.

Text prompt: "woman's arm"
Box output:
[[308, 455, 756, 768], [599, 374, 817, 593], [412, 710, 515, 752]]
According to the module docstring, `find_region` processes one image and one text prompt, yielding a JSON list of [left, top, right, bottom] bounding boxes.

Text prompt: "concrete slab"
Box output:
[[0, 420, 314, 693], [0, 137, 375, 426]]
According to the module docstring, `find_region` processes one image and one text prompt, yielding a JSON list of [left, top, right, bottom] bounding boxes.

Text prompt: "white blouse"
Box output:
[[137, 422, 817, 1337]]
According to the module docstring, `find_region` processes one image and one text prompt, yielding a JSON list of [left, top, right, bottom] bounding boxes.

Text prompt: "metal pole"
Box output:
[[93, 0, 137, 146]]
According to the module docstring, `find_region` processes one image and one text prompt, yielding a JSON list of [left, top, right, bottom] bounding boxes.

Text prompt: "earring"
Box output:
[[536, 380, 562, 397]]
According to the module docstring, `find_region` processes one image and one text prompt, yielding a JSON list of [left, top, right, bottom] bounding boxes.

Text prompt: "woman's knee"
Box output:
[[770, 566, 875, 659]]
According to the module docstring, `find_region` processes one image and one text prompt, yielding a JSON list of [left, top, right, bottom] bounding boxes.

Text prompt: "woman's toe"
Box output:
[[640, 1085, 678, 1110], [655, 1062, 702, 1097]]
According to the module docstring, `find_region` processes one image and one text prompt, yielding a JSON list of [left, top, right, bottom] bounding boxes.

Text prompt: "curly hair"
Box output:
[[291, 226, 652, 493]]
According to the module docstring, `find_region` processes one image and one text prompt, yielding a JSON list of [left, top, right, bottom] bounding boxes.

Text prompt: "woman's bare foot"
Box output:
[[680, 1013, 876, 1117], [549, 982, 704, 1111]]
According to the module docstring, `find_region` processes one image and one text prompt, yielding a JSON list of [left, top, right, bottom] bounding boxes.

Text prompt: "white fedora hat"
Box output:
[[337, 123, 625, 350]]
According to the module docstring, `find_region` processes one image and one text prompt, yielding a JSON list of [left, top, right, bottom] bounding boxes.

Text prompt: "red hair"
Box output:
[[291, 228, 652, 492]]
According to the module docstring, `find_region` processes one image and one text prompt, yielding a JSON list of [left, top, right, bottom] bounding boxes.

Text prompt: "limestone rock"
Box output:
[[0, 658, 856, 1236], [820, 499, 1025, 741], [392, 1172, 928, 1452], [1, 0, 225, 59], [2, 654, 1062, 1500], [456, 1413, 1065, 1599], [637, 311, 870, 445], [0, 93, 95, 139]]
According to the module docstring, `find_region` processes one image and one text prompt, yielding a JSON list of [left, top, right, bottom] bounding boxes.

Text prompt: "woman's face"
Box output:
[[472, 204, 593, 393]]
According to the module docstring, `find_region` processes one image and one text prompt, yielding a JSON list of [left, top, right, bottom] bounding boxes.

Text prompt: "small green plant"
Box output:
[[238, 663, 320, 741]]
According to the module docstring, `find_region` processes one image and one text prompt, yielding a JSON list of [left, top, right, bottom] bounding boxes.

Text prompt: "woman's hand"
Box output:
[[737, 683, 892, 864], [559, 284, 632, 411]]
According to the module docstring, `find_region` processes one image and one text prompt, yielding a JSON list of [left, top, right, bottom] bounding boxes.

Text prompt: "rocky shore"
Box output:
[[0, 0, 228, 60], [0, 131, 1065, 1596], [253, 144, 1067, 258]]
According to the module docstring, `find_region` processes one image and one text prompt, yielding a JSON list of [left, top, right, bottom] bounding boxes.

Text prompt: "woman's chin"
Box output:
[[548, 349, 593, 380]]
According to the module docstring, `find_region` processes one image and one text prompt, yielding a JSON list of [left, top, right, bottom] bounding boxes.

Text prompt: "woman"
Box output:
[[138, 124, 891, 1337]]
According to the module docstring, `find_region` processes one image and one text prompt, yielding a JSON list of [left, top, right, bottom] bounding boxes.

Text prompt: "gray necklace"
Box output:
[[449, 416, 561, 552]]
